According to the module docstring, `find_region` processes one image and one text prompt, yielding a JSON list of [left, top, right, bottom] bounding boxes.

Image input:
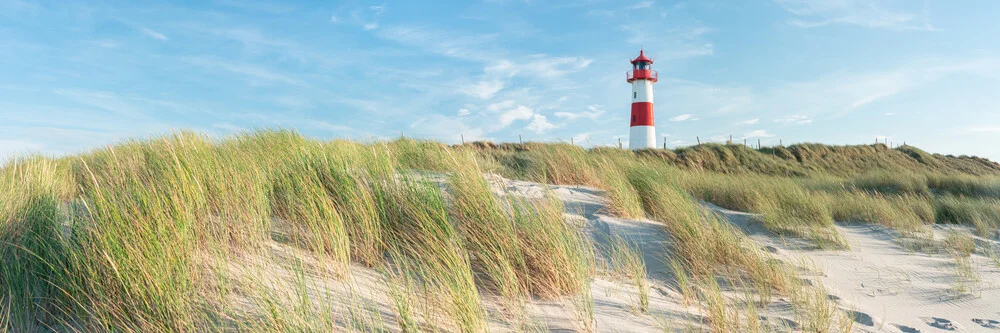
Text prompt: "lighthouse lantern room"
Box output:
[[626, 50, 658, 150]]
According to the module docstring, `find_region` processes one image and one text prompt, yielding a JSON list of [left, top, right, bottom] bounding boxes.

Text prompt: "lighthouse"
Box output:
[[627, 50, 657, 150]]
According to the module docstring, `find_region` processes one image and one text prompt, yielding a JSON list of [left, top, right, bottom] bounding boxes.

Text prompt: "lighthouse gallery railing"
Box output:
[[626, 70, 658, 82]]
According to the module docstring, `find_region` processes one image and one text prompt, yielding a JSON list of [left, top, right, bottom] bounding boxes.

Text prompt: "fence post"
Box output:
[[729, 135, 733, 144], [757, 139, 761, 149], [663, 136, 667, 150], [571, 137, 574, 145], [519, 134, 523, 145], [696, 136, 701, 145], [618, 138, 622, 149], [744, 138, 747, 147], [461, 134, 465, 145]]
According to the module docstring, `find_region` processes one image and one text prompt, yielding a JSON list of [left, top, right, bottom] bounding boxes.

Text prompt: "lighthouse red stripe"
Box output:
[[630, 102, 654, 126]]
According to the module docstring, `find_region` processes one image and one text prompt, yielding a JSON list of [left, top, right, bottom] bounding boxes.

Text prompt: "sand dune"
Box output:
[[237, 176, 1000, 332], [505, 178, 1000, 332]]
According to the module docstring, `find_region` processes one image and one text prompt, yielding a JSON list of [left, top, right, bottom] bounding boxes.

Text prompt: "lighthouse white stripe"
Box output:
[[629, 125, 656, 150], [631, 80, 654, 103]]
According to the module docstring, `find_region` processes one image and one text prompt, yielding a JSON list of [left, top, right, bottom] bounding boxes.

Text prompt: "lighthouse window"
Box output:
[[634, 92, 637, 99]]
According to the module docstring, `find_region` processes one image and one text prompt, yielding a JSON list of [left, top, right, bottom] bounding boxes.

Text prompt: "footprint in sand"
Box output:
[[846, 310, 874, 327], [892, 324, 921, 333], [921, 317, 959, 331], [973, 318, 1000, 329]]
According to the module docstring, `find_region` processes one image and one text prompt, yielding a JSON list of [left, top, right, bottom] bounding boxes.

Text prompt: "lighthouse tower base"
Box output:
[[629, 126, 656, 150]]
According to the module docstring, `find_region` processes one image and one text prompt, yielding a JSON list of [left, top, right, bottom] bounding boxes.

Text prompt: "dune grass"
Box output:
[[827, 190, 933, 232], [934, 195, 1000, 237], [4, 129, 1000, 331], [681, 172, 843, 247], [626, 166, 793, 296], [607, 234, 648, 313]]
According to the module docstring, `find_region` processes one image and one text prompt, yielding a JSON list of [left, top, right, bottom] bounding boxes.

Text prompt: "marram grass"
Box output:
[[3, 128, 1000, 331]]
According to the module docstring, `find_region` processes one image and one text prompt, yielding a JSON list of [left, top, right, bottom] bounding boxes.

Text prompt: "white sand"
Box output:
[[709, 204, 1000, 332]]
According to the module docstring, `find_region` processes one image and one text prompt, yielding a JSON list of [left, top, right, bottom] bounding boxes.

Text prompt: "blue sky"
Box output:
[[2, 0, 1000, 161]]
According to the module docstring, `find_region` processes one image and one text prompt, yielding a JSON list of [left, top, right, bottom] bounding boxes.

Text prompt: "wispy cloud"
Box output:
[[964, 126, 1000, 133], [620, 23, 714, 60], [740, 118, 760, 125], [310, 121, 354, 133], [464, 80, 505, 99], [187, 57, 306, 87], [485, 56, 593, 79], [774, 115, 812, 124], [669, 113, 698, 122], [54, 89, 151, 118], [0, 139, 44, 160], [626, 1, 654, 10], [775, 0, 935, 31], [554, 105, 605, 120], [138, 27, 169, 41], [214, 0, 296, 14], [743, 129, 775, 138], [457, 108, 471, 116]]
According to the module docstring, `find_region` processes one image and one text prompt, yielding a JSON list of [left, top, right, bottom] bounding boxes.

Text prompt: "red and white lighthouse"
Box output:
[[627, 50, 657, 150]]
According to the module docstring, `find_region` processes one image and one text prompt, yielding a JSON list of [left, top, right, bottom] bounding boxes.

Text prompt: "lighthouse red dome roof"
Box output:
[[630, 50, 652, 64]]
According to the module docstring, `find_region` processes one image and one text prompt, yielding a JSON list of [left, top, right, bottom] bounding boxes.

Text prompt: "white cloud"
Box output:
[[774, 115, 812, 124], [457, 108, 471, 116], [464, 80, 505, 99], [363, 23, 379, 30], [626, 1, 654, 10], [499, 105, 534, 128], [669, 113, 698, 122], [139, 27, 169, 41], [743, 130, 775, 138], [554, 105, 605, 120], [740, 118, 760, 125], [329, 15, 339, 23], [488, 100, 517, 112], [884, 112, 895, 116], [526, 114, 557, 133]]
